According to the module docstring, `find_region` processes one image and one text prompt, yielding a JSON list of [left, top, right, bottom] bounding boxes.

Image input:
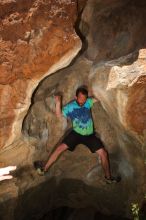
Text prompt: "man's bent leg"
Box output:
[[96, 148, 111, 179], [44, 143, 68, 171]]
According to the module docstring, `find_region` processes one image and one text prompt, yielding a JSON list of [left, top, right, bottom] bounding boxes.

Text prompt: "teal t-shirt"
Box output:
[[62, 98, 94, 135]]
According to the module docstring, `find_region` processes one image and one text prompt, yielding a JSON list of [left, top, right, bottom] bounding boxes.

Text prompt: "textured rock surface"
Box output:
[[0, 0, 82, 149], [5, 51, 144, 220], [90, 50, 146, 142], [80, 0, 146, 61], [0, 0, 146, 220]]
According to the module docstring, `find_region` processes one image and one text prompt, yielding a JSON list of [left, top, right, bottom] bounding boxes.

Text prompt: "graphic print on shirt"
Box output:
[[62, 98, 94, 135]]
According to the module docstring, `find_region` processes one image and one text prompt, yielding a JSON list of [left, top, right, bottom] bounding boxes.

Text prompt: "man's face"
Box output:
[[76, 92, 87, 106]]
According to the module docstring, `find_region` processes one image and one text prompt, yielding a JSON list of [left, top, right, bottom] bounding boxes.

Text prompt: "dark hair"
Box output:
[[76, 86, 88, 97]]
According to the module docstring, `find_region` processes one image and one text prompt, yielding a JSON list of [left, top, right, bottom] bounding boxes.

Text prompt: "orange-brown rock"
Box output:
[[127, 77, 146, 136], [0, 0, 83, 149], [125, 50, 146, 137], [90, 49, 146, 143]]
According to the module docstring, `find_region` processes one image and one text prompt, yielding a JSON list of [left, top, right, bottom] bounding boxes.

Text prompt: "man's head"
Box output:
[[75, 87, 88, 106]]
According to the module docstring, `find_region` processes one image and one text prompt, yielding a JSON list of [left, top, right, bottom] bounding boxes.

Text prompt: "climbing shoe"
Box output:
[[105, 176, 121, 184], [33, 161, 45, 176], [36, 167, 45, 176]]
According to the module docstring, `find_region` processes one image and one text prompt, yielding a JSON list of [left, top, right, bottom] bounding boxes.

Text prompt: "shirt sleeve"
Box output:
[[62, 104, 70, 118], [87, 98, 94, 108]]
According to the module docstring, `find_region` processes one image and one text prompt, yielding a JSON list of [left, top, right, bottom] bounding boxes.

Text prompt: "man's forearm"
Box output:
[[56, 102, 62, 117], [88, 88, 99, 103], [54, 96, 62, 117]]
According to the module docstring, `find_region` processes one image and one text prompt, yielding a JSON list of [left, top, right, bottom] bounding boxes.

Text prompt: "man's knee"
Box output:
[[56, 143, 68, 153], [96, 148, 108, 158]]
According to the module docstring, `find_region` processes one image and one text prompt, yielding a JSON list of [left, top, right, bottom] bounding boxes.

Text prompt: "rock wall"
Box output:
[[0, 0, 146, 220], [0, 0, 83, 149], [80, 0, 146, 61]]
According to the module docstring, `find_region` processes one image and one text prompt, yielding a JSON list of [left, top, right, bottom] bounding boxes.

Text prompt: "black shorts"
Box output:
[[62, 130, 104, 153]]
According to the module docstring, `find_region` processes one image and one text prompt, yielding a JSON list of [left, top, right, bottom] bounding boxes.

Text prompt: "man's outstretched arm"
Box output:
[[88, 88, 100, 104], [55, 96, 62, 118]]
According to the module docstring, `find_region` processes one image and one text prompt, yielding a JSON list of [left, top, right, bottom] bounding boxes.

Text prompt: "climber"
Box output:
[[35, 86, 120, 184]]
